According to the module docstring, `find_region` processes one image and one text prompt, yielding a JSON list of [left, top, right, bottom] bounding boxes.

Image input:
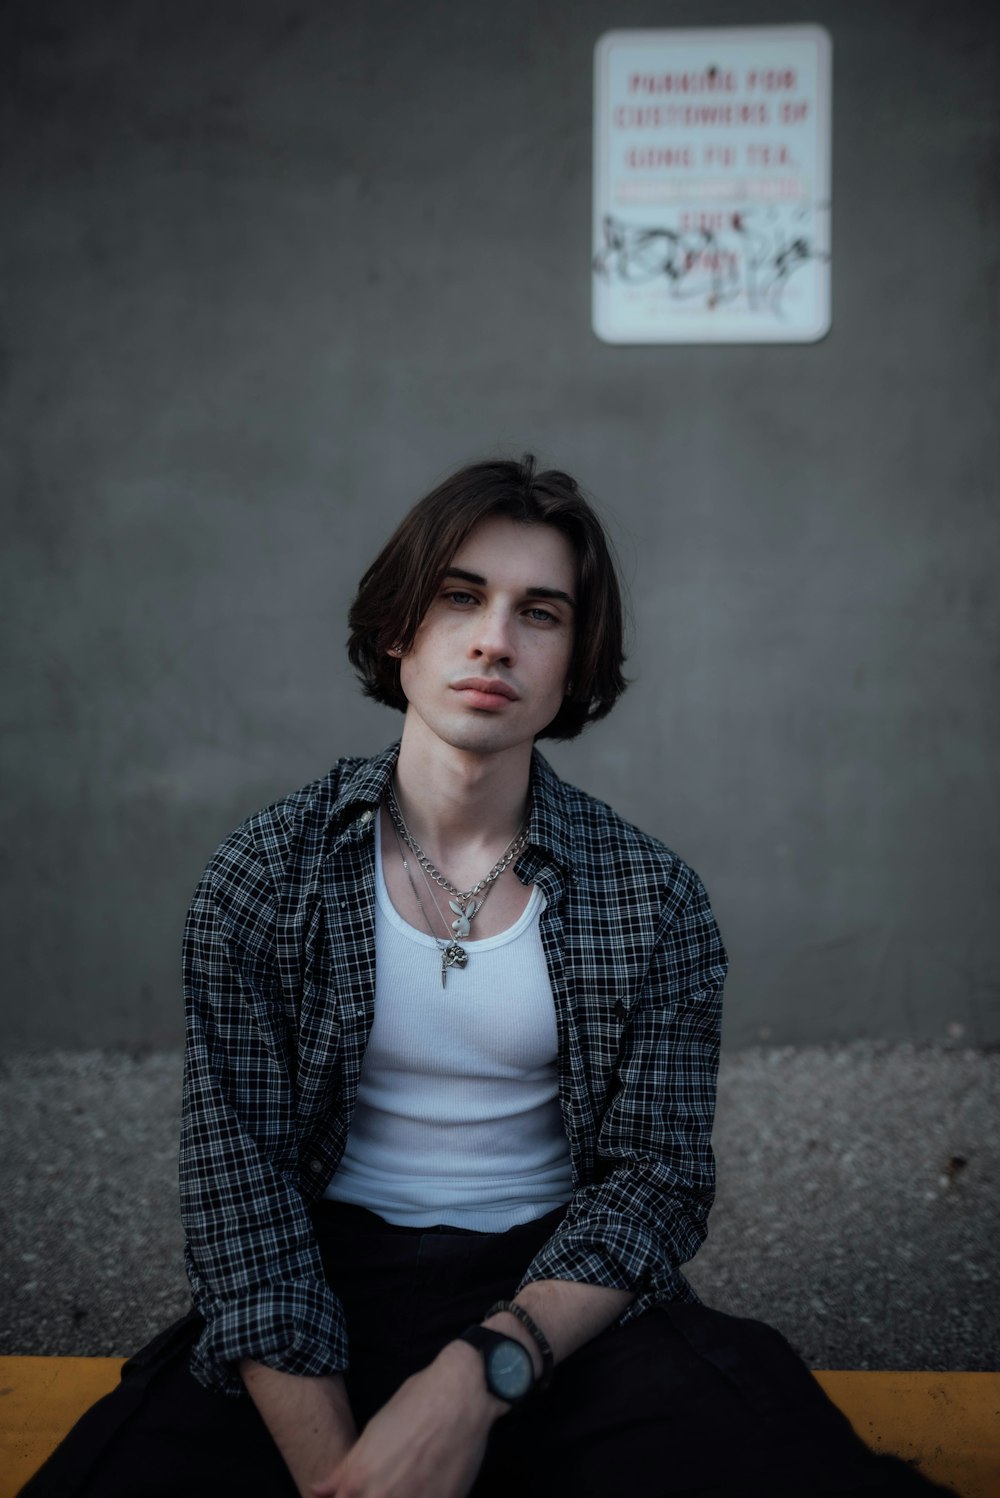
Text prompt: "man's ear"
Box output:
[[387, 645, 403, 659]]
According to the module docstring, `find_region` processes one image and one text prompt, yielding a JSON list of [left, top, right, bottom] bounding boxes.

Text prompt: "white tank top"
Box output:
[[324, 817, 573, 1229]]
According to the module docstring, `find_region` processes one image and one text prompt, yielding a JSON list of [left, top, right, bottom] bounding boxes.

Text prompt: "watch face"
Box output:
[[486, 1338, 534, 1401]]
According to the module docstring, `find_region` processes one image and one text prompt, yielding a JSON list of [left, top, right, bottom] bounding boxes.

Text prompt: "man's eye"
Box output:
[[525, 607, 556, 623], [444, 590, 477, 605]]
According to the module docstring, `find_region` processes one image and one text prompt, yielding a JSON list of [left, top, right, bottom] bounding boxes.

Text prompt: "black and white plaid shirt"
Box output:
[[181, 743, 727, 1393]]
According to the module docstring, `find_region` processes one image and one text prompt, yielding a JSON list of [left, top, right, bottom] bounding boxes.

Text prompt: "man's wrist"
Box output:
[[483, 1299, 554, 1387], [481, 1308, 544, 1382], [435, 1339, 512, 1422]]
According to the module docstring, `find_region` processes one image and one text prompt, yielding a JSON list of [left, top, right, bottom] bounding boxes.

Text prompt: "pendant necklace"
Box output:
[[385, 782, 529, 988], [391, 823, 495, 986]]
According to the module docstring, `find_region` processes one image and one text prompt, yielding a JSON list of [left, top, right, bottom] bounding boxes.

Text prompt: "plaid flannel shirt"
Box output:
[[180, 743, 727, 1394]]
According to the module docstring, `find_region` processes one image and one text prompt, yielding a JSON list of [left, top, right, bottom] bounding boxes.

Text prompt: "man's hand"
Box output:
[[312, 1340, 504, 1498]]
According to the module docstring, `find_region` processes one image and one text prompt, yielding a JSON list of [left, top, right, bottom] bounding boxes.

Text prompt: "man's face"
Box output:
[[397, 516, 576, 758]]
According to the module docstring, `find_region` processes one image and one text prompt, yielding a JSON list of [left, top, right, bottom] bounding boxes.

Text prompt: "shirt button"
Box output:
[[309, 1159, 324, 1174], [359, 810, 373, 825]]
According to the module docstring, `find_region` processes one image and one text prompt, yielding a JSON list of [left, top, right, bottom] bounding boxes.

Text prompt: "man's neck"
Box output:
[[392, 718, 532, 866]]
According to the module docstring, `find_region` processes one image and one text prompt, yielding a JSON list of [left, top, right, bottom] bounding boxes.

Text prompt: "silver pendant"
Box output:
[[440, 941, 468, 988], [449, 898, 480, 939]]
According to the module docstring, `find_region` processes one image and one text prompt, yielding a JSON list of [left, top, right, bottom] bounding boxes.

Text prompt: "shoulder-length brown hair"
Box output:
[[347, 455, 628, 741]]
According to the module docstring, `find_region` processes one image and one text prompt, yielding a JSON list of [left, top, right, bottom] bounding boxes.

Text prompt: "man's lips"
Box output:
[[450, 677, 519, 703]]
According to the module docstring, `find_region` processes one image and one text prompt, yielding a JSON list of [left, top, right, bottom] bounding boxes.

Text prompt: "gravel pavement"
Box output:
[[2, 1044, 996, 1370]]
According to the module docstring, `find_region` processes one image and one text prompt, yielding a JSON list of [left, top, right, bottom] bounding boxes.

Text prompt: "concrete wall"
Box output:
[[3, 0, 997, 1049]]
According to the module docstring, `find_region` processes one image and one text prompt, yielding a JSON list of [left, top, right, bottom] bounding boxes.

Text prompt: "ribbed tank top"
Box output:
[[324, 817, 573, 1229]]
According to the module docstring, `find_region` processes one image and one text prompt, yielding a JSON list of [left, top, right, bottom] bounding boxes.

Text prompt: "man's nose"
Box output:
[[470, 606, 515, 664]]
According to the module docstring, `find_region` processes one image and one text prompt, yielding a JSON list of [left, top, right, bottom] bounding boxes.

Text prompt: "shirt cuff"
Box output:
[[515, 1208, 702, 1316], [189, 1280, 349, 1396]]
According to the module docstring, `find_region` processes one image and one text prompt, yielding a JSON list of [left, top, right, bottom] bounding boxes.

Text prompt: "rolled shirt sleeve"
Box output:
[[180, 836, 348, 1395]]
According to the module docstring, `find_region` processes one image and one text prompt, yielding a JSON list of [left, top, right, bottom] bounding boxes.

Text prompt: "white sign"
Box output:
[[593, 26, 832, 344]]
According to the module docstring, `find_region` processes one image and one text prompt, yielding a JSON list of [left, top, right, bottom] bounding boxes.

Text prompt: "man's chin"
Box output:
[[418, 714, 531, 758]]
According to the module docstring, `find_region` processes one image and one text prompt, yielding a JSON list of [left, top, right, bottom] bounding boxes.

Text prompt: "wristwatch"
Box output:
[[457, 1324, 536, 1404]]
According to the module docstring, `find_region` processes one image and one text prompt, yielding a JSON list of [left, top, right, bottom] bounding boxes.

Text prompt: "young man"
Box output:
[[23, 458, 953, 1498]]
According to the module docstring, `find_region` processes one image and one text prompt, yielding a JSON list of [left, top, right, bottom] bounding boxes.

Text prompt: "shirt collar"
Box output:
[[327, 742, 400, 841], [524, 748, 576, 878]]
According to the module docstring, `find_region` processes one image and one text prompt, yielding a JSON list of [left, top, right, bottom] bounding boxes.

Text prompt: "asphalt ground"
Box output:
[[1, 1043, 996, 1370]]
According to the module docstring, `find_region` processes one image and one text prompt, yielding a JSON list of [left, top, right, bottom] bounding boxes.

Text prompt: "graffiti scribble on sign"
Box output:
[[592, 209, 830, 318]]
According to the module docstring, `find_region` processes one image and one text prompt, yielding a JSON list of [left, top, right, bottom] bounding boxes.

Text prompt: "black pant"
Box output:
[[21, 1203, 955, 1497]]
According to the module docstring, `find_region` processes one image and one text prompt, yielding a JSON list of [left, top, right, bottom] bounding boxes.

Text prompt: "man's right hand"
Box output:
[[240, 1359, 358, 1498], [310, 1339, 501, 1498]]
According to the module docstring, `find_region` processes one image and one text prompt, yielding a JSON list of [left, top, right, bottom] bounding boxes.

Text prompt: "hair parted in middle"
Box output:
[[347, 454, 628, 741]]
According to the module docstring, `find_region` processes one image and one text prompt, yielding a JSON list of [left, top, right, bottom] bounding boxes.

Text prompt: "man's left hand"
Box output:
[[311, 1340, 504, 1498]]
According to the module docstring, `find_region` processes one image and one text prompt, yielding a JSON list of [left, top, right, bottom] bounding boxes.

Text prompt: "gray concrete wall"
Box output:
[[3, 0, 997, 1049]]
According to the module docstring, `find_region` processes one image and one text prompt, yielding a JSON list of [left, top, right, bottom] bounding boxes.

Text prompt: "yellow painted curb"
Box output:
[[814, 1371, 1000, 1498], [0, 1357, 124, 1497]]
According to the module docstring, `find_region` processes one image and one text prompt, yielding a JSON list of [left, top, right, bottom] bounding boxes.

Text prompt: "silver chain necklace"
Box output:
[[385, 782, 529, 987], [390, 823, 498, 987], [386, 782, 529, 905]]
